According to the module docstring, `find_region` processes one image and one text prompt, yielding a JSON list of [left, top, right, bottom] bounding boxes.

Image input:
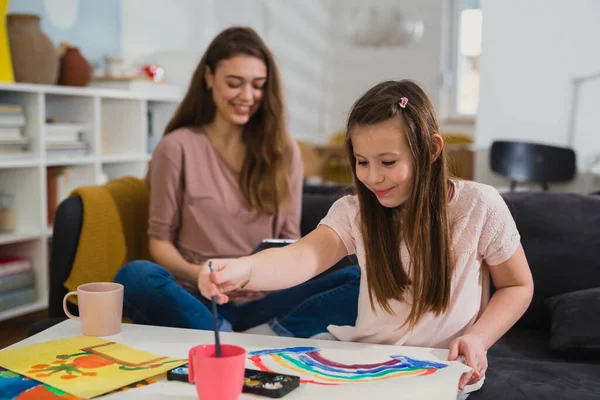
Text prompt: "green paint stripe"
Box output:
[[44, 385, 68, 396]]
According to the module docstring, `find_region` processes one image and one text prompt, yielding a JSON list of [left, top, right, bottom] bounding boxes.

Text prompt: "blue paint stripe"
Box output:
[[391, 356, 448, 369]]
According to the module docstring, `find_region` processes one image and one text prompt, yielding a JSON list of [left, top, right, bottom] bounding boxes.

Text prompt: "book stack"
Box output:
[[0, 104, 30, 159], [45, 122, 90, 160], [0, 257, 36, 312]]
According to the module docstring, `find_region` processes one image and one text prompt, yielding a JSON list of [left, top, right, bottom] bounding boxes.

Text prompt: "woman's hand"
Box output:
[[197, 258, 252, 304], [448, 334, 487, 390]]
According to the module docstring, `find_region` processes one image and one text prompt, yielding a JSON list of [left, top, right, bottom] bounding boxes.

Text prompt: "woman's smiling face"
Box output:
[[205, 54, 267, 126]]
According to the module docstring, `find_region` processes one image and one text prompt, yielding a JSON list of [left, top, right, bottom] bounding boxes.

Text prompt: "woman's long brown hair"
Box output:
[[162, 27, 290, 215], [346, 80, 453, 328]]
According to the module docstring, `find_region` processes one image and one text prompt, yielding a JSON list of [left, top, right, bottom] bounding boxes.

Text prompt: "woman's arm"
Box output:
[[279, 140, 304, 239], [147, 135, 199, 284], [149, 238, 199, 284], [465, 244, 534, 349], [200, 225, 347, 303]]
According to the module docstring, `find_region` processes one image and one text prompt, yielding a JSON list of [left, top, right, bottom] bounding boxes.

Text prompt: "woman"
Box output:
[[115, 27, 359, 337]]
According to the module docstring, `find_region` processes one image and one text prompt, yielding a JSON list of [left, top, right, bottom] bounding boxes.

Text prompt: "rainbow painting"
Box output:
[[247, 347, 449, 386]]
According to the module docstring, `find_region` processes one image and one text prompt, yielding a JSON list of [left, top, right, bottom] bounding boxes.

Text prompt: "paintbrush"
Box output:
[[208, 261, 222, 357]]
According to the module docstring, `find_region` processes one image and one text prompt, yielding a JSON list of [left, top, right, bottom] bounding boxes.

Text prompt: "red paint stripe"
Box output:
[[419, 368, 436, 376], [249, 355, 271, 372], [301, 379, 337, 386]]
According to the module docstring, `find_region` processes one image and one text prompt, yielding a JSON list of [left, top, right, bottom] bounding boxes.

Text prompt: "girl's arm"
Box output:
[[199, 225, 347, 303], [465, 243, 534, 348], [448, 244, 533, 389]]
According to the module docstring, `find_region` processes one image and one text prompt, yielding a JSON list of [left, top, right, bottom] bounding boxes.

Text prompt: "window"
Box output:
[[449, 0, 482, 116]]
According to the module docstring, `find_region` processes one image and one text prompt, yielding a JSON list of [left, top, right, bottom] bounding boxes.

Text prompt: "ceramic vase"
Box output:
[[6, 13, 59, 84], [58, 46, 92, 87]]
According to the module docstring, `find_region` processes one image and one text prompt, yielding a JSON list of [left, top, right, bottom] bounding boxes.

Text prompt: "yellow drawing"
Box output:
[[0, 0, 15, 83], [0, 336, 186, 399]]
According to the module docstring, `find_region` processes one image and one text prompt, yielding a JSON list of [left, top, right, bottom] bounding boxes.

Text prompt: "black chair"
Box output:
[[490, 141, 576, 191]]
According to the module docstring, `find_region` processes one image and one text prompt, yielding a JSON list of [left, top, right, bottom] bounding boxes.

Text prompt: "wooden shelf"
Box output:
[[100, 153, 151, 163], [0, 83, 180, 320], [0, 157, 41, 169], [0, 230, 44, 246], [46, 156, 97, 167], [0, 82, 182, 102], [0, 299, 48, 323]]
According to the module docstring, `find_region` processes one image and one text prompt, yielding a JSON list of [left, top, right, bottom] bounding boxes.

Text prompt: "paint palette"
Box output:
[[244, 369, 300, 398], [167, 364, 300, 398]]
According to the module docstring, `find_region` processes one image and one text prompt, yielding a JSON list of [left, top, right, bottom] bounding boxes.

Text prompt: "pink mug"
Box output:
[[63, 282, 124, 336], [188, 344, 246, 400]]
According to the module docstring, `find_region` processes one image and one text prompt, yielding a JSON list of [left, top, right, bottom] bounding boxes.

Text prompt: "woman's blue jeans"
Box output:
[[114, 260, 360, 338]]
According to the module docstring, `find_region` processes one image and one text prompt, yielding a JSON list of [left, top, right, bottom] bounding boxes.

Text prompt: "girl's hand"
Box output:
[[448, 334, 487, 390], [197, 258, 252, 304]]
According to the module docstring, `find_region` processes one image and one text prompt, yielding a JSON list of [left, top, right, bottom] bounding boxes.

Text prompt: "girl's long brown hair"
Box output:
[[162, 27, 290, 215], [346, 80, 453, 328]]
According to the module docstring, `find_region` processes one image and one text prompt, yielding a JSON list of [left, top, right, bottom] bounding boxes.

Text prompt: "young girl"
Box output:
[[198, 80, 534, 397]]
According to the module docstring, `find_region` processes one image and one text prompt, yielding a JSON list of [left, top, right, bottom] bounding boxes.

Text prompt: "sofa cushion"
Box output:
[[475, 325, 600, 400], [501, 192, 600, 329], [488, 328, 556, 362], [546, 287, 600, 352], [490, 327, 599, 363], [469, 356, 600, 400], [300, 186, 351, 236], [300, 187, 358, 273]]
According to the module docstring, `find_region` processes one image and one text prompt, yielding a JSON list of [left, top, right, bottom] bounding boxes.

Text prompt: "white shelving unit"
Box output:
[[0, 82, 180, 322]]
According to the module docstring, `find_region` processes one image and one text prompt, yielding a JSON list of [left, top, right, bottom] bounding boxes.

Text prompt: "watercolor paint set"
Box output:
[[167, 364, 300, 398]]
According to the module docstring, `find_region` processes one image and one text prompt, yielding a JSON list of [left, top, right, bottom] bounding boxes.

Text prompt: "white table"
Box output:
[[4, 320, 466, 399]]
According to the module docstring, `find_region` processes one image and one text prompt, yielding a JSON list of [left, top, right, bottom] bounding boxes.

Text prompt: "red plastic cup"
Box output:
[[188, 344, 246, 400]]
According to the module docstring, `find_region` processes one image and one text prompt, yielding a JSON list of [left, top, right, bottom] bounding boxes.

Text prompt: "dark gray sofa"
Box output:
[[305, 188, 600, 399], [470, 191, 600, 399]]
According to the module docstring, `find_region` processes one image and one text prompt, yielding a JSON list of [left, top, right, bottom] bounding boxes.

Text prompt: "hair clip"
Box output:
[[399, 97, 408, 109]]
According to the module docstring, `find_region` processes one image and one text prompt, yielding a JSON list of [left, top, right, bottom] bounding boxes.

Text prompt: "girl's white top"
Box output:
[[320, 180, 521, 349]]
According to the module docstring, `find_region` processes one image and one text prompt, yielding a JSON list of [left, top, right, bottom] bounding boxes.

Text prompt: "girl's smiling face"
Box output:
[[352, 117, 415, 208]]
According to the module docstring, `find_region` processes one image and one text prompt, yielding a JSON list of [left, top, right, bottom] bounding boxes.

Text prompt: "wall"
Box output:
[[8, 0, 120, 67], [7, 0, 450, 146], [323, 0, 448, 139], [475, 0, 600, 192], [120, 0, 332, 143], [265, 1, 332, 142], [120, 0, 205, 64], [121, 0, 448, 143]]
